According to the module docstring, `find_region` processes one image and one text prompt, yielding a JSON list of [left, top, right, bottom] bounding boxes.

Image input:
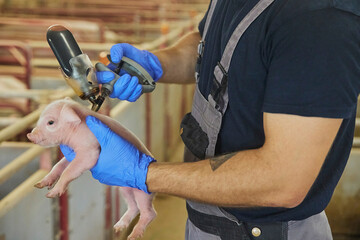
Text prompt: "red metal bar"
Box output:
[[115, 187, 120, 222], [0, 42, 32, 89], [57, 151, 69, 240], [0, 41, 32, 114], [99, 23, 106, 43], [105, 186, 113, 230], [59, 192, 69, 240]]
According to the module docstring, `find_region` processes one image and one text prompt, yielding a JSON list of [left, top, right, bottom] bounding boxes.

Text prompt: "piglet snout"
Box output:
[[27, 132, 34, 143], [27, 128, 41, 144]]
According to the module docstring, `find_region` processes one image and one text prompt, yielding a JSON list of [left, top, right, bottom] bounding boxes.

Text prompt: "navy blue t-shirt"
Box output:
[[197, 0, 360, 222]]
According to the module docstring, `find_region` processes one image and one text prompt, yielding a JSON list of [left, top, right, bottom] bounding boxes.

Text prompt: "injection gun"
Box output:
[[47, 25, 156, 111]]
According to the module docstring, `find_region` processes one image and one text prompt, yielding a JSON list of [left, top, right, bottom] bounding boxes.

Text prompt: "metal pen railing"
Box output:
[[0, 17, 199, 240]]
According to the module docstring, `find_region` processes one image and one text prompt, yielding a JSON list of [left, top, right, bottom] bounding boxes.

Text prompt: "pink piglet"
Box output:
[[27, 97, 156, 240]]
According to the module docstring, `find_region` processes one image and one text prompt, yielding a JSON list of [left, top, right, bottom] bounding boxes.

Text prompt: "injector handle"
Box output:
[[106, 55, 156, 94]]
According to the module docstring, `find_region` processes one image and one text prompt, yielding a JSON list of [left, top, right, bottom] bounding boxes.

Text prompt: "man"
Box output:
[[62, 0, 360, 238]]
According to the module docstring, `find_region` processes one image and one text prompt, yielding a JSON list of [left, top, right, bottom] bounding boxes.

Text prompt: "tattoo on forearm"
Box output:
[[209, 152, 236, 171]]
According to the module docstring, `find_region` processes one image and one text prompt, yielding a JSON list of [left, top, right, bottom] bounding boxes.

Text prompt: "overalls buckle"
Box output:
[[195, 40, 206, 81], [211, 62, 228, 112]]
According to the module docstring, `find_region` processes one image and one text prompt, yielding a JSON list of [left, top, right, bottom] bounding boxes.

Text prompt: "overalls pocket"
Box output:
[[180, 112, 209, 160]]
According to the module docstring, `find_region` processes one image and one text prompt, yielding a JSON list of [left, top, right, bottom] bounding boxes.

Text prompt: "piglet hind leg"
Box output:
[[35, 158, 69, 189], [46, 151, 98, 198], [114, 187, 140, 234], [127, 189, 156, 240]]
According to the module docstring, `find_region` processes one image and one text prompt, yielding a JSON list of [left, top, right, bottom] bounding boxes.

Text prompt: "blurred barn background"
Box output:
[[0, 0, 359, 239]]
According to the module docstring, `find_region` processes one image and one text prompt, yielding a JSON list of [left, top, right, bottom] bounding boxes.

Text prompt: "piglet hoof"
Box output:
[[113, 223, 127, 234], [46, 191, 64, 198], [35, 178, 58, 189], [46, 187, 65, 198], [46, 191, 58, 198], [34, 181, 44, 189], [127, 232, 143, 240]]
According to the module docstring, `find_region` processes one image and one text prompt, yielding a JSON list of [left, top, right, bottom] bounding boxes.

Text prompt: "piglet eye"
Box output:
[[48, 120, 54, 125]]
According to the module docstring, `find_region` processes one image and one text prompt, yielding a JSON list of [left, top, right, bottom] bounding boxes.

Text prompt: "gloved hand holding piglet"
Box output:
[[27, 97, 156, 239]]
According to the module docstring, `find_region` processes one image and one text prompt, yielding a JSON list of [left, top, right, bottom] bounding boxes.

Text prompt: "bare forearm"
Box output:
[[152, 31, 201, 84], [146, 148, 300, 208]]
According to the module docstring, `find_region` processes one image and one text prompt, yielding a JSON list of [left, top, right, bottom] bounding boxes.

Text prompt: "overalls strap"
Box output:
[[195, 0, 219, 83], [202, 0, 219, 41], [210, 0, 275, 114]]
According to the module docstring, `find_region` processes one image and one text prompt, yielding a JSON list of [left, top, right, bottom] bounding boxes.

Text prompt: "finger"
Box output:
[[60, 144, 73, 155], [86, 116, 113, 146], [128, 83, 142, 102], [119, 69, 127, 76], [119, 76, 139, 100], [90, 168, 101, 181], [106, 58, 127, 74], [110, 43, 125, 63], [110, 74, 131, 98], [107, 62, 117, 72], [95, 71, 115, 84], [111, 43, 143, 65], [60, 144, 76, 162]]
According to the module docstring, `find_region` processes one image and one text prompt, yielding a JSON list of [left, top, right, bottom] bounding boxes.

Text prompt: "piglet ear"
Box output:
[[60, 104, 81, 125]]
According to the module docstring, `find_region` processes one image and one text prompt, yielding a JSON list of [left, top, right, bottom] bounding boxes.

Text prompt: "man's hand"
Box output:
[[60, 144, 75, 162], [96, 43, 163, 102], [60, 116, 156, 194], [96, 31, 201, 91]]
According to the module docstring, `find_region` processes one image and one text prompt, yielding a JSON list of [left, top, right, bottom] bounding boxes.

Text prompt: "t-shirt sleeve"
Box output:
[[262, 9, 360, 119]]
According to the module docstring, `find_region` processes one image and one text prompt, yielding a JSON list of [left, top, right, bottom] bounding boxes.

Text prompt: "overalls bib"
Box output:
[[180, 0, 334, 239]]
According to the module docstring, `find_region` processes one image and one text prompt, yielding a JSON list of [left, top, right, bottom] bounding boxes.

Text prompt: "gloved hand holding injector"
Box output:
[[96, 43, 163, 102], [47, 25, 162, 112]]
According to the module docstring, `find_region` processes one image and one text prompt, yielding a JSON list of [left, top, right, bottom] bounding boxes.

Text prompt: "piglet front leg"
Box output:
[[46, 149, 98, 198], [34, 158, 69, 189]]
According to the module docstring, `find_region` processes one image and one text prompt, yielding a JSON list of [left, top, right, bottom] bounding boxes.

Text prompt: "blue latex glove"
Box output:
[[60, 144, 75, 162], [96, 43, 163, 102], [60, 116, 156, 194]]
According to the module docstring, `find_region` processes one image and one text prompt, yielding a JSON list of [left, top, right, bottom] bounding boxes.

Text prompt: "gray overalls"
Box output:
[[180, 0, 334, 239]]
